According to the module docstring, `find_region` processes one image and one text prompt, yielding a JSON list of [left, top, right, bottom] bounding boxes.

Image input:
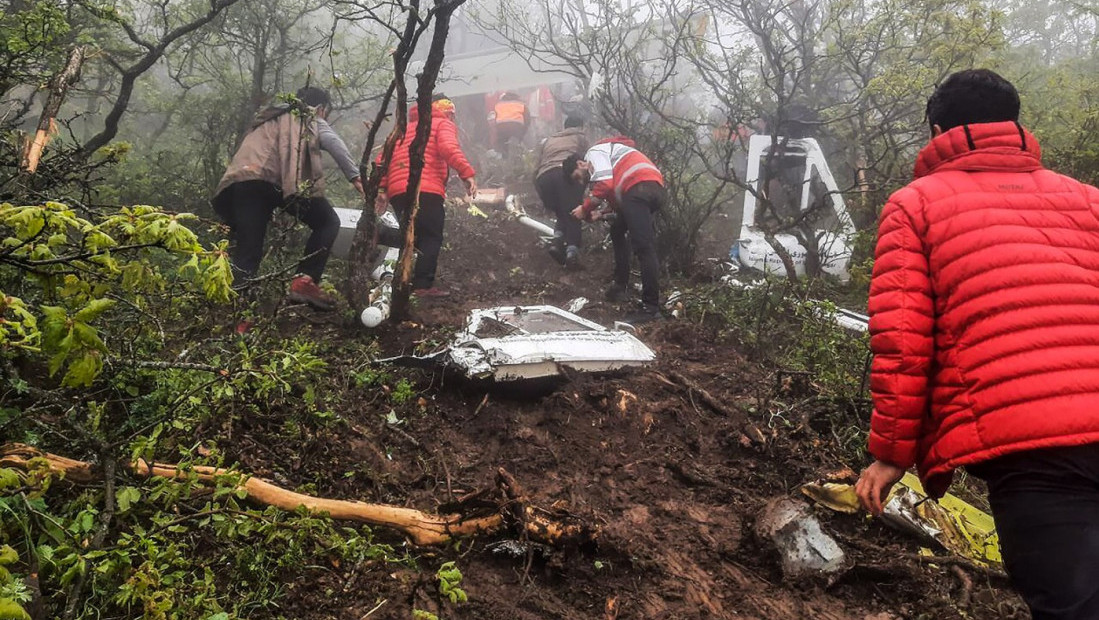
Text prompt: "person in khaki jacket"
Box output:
[[213, 87, 363, 321], [533, 116, 588, 268]]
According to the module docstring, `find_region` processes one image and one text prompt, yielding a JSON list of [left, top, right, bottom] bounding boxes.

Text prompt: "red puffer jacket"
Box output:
[[868, 120, 1099, 497], [379, 107, 475, 198]]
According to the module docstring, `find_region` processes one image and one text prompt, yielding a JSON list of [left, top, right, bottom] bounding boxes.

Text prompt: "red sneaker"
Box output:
[[413, 287, 450, 298], [288, 275, 337, 310]]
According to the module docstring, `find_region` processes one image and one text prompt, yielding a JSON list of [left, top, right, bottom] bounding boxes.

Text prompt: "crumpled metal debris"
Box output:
[[566, 297, 589, 313], [486, 539, 551, 558], [377, 305, 656, 382], [754, 497, 846, 580], [801, 472, 1001, 565]]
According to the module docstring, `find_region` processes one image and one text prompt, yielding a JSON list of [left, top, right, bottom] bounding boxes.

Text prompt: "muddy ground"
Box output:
[[238, 196, 1026, 620]]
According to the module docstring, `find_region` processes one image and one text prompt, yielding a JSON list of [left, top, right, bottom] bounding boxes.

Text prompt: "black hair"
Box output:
[[500, 92, 521, 101], [562, 154, 583, 182], [564, 115, 584, 129], [432, 93, 448, 102], [926, 69, 1020, 132], [296, 86, 331, 109]]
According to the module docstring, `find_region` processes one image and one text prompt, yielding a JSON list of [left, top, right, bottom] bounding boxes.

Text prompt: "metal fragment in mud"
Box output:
[[755, 497, 847, 580], [376, 305, 656, 382]]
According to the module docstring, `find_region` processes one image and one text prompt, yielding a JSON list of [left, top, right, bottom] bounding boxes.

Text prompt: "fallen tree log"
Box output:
[[1, 444, 597, 548]]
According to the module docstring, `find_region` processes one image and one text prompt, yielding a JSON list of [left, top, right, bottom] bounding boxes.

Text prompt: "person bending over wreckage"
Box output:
[[534, 115, 589, 269], [565, 137, 666, 324], [855, 69, 1099, 619], [213, 86, 364, 324]]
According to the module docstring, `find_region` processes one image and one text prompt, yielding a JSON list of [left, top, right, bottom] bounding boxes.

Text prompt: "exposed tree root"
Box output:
[[1, 443, 598, 548]]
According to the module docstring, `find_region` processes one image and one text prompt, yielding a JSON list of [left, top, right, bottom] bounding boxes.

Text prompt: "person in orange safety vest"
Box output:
[[490, 92, 529, 155]]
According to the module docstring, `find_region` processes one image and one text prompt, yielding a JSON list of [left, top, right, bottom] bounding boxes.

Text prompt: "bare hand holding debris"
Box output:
[[856, 459, 906, 515]]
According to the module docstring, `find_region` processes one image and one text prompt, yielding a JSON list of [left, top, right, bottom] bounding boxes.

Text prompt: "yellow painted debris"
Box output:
[[801, 472, 1001, 565]]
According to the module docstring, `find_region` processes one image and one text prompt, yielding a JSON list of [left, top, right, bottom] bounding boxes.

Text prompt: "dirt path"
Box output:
[[255, 204, 1025, 619]]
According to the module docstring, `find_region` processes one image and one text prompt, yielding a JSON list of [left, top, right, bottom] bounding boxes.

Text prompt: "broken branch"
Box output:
[[666, 371, 744, 421], [23, 46, 86, 173], [2, 443, 597, 548]]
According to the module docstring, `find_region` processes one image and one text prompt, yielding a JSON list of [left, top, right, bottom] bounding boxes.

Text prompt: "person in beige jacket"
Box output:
[[213, 87, 363, 318], [533, 116, 588, 268]]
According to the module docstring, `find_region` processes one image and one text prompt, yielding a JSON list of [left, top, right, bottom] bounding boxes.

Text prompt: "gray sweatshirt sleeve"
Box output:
[[316, 119, 360, 181]]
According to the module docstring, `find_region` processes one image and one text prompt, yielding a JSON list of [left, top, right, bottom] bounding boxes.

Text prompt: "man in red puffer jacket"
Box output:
[[377, 97, 477, 298], [855, 69, 1099, 619]]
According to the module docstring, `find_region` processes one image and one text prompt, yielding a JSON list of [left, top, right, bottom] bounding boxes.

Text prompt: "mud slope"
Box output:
[[260, 204, 1025, 620]]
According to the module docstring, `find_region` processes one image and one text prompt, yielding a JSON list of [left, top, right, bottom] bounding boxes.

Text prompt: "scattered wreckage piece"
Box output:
[[329, 208, 405, 328], [379, 305, 656, 382], [732, 135, 856, 280], [801, 472, 1001, 566], [331, 208, 404, 260], [754, 497, 847, 580], [503, 193, 557, 238]]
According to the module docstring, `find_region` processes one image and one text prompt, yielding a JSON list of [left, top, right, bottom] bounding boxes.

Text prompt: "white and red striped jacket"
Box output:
[[580, 138, 664, 215]]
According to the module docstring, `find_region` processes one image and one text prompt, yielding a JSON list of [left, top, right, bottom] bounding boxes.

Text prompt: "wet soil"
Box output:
[[247, 199, 1024, 620]]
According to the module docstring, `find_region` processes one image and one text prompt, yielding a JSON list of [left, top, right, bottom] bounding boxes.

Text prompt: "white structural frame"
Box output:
[[735, 135, 856, 279]]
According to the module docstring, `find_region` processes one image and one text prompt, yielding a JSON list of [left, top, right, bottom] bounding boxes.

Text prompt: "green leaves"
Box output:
[[0, 295, 39, 352], [40, 301, 110, 387], [0, 545, 30, 620], [1, 202, 235, 387], [116, 487, 141, 514], [436, 561, 467, 605], [0, 600, 31, 620]]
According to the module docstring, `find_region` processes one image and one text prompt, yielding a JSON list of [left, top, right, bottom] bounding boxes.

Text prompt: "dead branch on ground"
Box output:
[[1, 443, 597, 548]]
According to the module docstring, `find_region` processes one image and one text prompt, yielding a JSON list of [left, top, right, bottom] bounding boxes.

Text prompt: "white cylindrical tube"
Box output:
[[518, 215, 555, 236], [361, 246, 400, 329]]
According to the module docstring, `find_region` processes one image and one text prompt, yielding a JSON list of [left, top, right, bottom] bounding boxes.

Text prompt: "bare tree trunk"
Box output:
[[76, 0, 243, 159], [344, 0, 428, 310], [390, 0, 465, 321], [23, 46, 86, 173]]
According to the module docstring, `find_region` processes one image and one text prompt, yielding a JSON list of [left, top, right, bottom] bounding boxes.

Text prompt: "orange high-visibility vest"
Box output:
[[494, 100, 526, 125]]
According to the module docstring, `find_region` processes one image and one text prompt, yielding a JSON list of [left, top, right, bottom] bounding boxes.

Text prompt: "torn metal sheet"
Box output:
[[832, 307, 869, 333], [755, 497, 846, 580], [331, 208, 400, 259], [378, 305, 656, 382], [451, 306, 656, 381], [801, 472, 1001, 565]]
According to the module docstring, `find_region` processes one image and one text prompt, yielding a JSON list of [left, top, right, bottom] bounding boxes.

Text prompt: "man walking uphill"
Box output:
[[534, 115, 588, 268], [378, 97, 477, 298], [855, 69, 1099, 619], [565, 137, 666, 323], [213, 86, 363, 312], [490, 91, 529, 155]]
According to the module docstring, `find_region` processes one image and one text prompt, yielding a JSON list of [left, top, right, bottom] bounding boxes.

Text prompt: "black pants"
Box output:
[[390, 192, 445, 290], [968, 443, 1099, 619], [495, 122, 526, 154], [535, 168, 584, 248], [611, 181, 666, 310], [213, 180, 339, 283]]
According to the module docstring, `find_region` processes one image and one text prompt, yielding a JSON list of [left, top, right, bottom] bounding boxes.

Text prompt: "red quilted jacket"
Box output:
[[378, 107, 475, 198], [868, 120, 1099, 497]]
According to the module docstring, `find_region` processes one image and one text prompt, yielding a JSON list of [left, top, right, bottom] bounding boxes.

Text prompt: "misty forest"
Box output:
[[1, 0, 1095, 618]]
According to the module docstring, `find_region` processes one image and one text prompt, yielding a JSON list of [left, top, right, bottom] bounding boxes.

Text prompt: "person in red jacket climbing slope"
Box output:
[[855, 69, 1099, 619], [564, 137, 666, 323], [377, 97, 477, 298]]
